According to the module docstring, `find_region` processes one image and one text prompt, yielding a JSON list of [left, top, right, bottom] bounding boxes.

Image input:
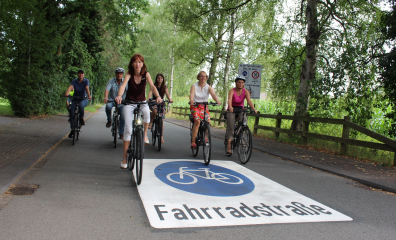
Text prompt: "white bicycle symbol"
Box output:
[[166, 167, 244, 185]]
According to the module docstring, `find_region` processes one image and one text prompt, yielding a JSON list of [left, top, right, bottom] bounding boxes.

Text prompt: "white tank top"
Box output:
[[193, 82, 209, 102]]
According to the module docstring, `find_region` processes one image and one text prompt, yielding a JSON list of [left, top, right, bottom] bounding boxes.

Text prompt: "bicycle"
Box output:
[[224, 106, 255, 164], [122, 100, 147, 185], [107, 100, 120, 148], [66, 95, 87, 145], [166, 167, 243, 185], [149, 100, 170, 151], [189, 101, 218, 165]]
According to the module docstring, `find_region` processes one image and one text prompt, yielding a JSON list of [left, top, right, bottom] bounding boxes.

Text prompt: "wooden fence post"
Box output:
[[302, 113, 310, 145], [184, 107, 188, 119], [254, 114, 259, 135], [341, 116, 350, 155], [275, 112, 282, 139]]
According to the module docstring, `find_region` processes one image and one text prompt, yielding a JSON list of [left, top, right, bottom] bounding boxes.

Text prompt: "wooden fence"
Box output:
[[171, 106, 396, 166]]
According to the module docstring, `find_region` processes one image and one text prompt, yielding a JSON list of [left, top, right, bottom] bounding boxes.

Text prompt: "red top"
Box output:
[[126, 72, 147, 102]]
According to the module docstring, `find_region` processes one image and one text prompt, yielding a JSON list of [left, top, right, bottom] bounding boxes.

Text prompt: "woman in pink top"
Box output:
[[226, 76, 257, 155]]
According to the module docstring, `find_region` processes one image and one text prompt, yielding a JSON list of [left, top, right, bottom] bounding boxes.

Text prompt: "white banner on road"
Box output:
[[136, 159, 352, 229], [238, 64, 262, 99]]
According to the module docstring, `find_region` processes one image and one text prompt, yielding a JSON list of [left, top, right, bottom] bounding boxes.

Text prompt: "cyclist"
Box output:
[[189, 71, 221, 148], [64, 69, 92, 138], [104, 68, 127, 139], [148, 73, 174, 143], [226, 75, 257, 155], [115, 53, 162, 169]]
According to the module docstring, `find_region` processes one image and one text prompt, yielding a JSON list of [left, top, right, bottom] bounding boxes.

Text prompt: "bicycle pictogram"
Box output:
[[166, 167, 244, 185]]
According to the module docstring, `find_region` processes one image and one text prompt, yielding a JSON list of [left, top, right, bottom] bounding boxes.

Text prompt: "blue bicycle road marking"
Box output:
[[154, 161, 255, 197]]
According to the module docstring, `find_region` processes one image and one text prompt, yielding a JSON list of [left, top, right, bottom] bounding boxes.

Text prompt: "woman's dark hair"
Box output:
[[127, 53, 147, 76], [155, 73, 166, 97]]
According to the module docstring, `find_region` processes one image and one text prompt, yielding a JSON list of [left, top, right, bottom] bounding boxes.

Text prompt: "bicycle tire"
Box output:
[[72, 114, 77, 145], [203, 122, 211, 165], [151, 119, 156, 146], [157, 118, 162, 151], [190, 123, 199, 157], [113, 114, 118, 148], [76, 112, 80, 141], [135, 130, 144, 185], [237, 127, 253, 164], [127, 138, 135, 170]]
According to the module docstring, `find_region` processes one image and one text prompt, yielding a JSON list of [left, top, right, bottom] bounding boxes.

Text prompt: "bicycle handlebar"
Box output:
[[232, 106, 258, 115], [121, 100, 148, 105], [64, 95, 88, 101], [190, 101, 219, 106]]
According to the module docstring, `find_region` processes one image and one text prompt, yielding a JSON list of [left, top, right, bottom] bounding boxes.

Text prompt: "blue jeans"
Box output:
[[106, 102, 125, 135], [70, 99, 89, 129]]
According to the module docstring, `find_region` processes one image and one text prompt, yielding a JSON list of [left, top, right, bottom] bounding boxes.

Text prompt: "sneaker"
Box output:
[[68, 130, 74, 138], [106, 121, 111, 128], [80, 118, 85, 125]]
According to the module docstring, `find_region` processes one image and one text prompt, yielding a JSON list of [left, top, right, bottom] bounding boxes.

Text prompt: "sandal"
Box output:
[[120, 158, 127, 169], [161, 137, 165, 144], [226, 149, 232, 156], [191, 141, 197, 148]]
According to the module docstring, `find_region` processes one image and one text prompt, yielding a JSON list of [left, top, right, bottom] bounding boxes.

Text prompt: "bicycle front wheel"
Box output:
[[151, 119, 156, 146], [72, 114, 77, 145], [157, 118, 162, 151], [127, 140, 134, 170], [202, 123, 211, 165], [237, 127, 253, 164], [113, 115, 118, 148], [135, 130, 144, 185]]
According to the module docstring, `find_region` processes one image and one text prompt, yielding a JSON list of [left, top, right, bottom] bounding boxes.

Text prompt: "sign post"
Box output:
[[238, 64, 262, 99]]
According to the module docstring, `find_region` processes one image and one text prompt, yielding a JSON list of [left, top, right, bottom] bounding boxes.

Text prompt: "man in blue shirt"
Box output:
[[65, 69, 92, 138], [104, 68, 127, 139]]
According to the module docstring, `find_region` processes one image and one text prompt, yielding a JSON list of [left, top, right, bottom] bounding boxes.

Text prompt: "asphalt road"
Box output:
[[0, 107, 395, 239]]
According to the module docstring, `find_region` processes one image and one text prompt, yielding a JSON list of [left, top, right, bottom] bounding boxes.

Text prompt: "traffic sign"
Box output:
[[238, 64, 262, 99]]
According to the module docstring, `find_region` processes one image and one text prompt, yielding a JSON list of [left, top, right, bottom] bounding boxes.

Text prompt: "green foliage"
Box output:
[[379, 0, 396, 137]]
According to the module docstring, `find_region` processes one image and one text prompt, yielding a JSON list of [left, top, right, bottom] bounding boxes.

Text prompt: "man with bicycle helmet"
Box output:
[[104, 67, 127, 139], [225, 75, 257, 155]]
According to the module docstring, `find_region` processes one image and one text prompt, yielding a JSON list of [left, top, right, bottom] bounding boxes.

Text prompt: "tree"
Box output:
[[271, 0, 386, 130], [379, 0, 396, 136]]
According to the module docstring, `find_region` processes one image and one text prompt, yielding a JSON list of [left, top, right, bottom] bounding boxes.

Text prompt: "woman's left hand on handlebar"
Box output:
[[115, 96, 122, 104]]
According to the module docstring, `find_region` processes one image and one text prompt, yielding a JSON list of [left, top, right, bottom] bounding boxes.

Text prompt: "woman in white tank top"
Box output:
[[189, 71, 221, 148]]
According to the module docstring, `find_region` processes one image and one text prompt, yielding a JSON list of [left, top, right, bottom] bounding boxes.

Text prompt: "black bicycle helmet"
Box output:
[[115, 68, 125, 74], [235, 75, 246, 82]]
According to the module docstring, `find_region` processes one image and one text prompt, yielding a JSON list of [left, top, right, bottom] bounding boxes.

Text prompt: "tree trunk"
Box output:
[[222, 12, 236, 110], [169, 23, 176, 100], [207, 12, 225, 86], [291, 0, 319, 131]]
